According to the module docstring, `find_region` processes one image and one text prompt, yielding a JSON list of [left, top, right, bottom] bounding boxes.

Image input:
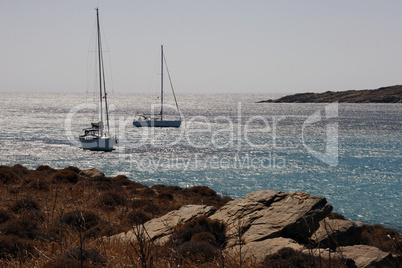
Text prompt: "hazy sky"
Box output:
[[1, 0, 402, 94]]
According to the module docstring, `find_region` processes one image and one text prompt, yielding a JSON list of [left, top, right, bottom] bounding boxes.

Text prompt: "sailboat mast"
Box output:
[[96, 8, 103, 136], [101, 38, 110, 134], [160, 45, 164, 120]]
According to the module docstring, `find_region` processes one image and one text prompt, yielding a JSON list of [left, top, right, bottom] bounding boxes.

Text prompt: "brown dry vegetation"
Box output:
[[0, 165, 232, 267], [0, 165, 400, 267]]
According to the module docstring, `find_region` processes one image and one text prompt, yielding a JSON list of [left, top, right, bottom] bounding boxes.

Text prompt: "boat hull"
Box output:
[[79, 137, 116, 152], [133, 120, 181, 128]]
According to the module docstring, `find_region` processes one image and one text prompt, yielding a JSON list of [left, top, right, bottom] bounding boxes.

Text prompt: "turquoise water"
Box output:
[[0, 92, 400, 231]]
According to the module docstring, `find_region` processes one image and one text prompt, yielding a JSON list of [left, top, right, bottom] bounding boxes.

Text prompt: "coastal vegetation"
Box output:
[[0, 165, 400, 267]]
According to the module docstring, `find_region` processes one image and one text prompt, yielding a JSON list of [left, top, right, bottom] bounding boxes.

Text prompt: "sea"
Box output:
[[0, 92, 401, 232]]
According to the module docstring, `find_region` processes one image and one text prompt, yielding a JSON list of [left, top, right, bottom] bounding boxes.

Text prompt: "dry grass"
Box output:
[[0, 165, 232, 267]]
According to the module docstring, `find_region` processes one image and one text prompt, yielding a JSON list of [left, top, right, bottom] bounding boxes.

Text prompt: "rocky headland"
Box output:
[[0, 165, 400, 267], [258, 85, 402, 103]]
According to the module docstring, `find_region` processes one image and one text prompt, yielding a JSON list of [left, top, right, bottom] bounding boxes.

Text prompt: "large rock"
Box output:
[[78, 168, 104, 178], [312, 218, 364, 249], [112, 205, 216, 244], [337, 245, 396, 268], [225, 237, 304, 264], [105, 189, 402, 266], [210, 190, 332, 245], [302, 248, 356, 267]]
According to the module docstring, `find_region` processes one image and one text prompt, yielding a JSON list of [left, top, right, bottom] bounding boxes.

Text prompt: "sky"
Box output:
[[1, 0, 402, 94]]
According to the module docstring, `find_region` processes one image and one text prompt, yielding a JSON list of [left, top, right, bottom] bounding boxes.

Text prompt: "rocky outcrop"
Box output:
[[78, 168, 104, 178], [109, 189, 401, 267], [112, 205, 217, 244], [258, 85, 402, 103], [112, 190, 332, 246], [312, 218, 364, 249], [209, 190, 332, 245], [225, 237, 304, 263], [301, 248, 356, 267], [337, 245, 397, 268]]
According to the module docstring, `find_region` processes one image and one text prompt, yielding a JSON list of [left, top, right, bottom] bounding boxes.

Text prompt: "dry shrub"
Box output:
[[10, 198, 44, 223], [191, 231, 216, 243], [27, 177, 49, 191], [0, 166, 20, 184], [89, 176, 112, 183], [126, 210, 151, 225], [152, 184, 183, 195], [0, 235, 36, 260], [59, 210, 100, 230], [221, 195, 233, 204], [328, 212, 346, 220], [44, 225, 62, 236], [94, 181, 113, 191], [361, 224, 402, 254], [40, 225, 61, 242], [171, 215, 227, 248], [26, 210, 46, 223], [43, 258, 82, 268], [152, 185, 183, 194], [9, 186, 19, 194], [44, 247, 106, 267], [176, 241, 220, 262], [64, 166, 81, 173], [107, 180, 124, 192], [36, 165, 56, 173], [131, 198, 153, 209], [157, 192, 174, 200], [187, 186, 217, 197], [10, 164, 29, 176], [260, 248, 312, 267], [1, 218, 40, 239], [11, 198, 40, 214], [51, 170, 79, 184], [151, 184, 166, 191], [181, 186, 231, 208], [113, 175, 131, 185], [143, 202, 162, 216], [84, 225, 104, 239], [99, 191, 126, 208], [63, 247, 106, 263], [0, 209, 13, 224], [166, 185, 183, 192], [89, 176, 124, 192], [23, 170, 46, 184], [259, 247, 346, 268], [96, 225, 126, 237], [142, 187, 156, 196], [125, 181, 146, 192]]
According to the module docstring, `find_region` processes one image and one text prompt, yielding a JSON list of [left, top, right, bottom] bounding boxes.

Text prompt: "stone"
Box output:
[[302, 248, 356, 267], [312, 218, 364, 249], [210, 190, 332, 245], [78, 168, 104, 178], [225, 237, 304, 264], [337, 245, 396, 268], [111, 205, 216, 244]]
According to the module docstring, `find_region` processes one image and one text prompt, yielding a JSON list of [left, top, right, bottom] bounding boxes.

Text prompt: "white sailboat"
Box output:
[[133, 45, 182, 128], [79, 8, 116, 152]]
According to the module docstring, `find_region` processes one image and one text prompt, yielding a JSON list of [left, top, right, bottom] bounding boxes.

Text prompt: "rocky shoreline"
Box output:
[[114, 189, 401, 267], [0, 165, 400, 267], [258, 85, 402, 103]]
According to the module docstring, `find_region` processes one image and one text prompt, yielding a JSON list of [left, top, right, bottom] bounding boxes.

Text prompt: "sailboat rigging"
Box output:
[[79, 8, 116, 151], [133, 45, 182, 128]]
